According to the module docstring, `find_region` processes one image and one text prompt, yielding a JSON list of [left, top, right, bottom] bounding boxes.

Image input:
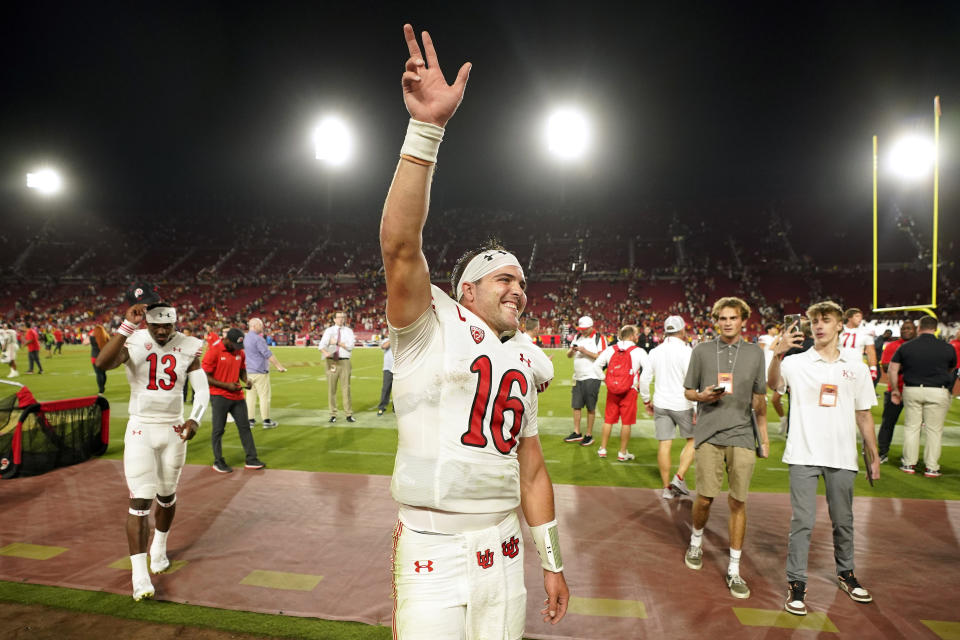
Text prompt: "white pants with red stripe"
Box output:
[[391, 511, 526, 640]]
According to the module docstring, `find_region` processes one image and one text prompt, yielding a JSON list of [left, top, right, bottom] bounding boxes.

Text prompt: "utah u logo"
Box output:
[[413, 560, 433, 573], [501, 536, 520, 558], [470, 326, 485, 344], [476, 549, 495, 569]]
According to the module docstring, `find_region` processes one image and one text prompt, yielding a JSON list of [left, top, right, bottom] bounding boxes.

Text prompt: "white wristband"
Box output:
[[116, 320, 137, 337], [530, 519, 564, 573], [400, 118, 444, 164]]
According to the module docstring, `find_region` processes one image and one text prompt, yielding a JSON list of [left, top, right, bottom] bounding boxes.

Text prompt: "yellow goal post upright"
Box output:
[[872, 95, 941, 324]]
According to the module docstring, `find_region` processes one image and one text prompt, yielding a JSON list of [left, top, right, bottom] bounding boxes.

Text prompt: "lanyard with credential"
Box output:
[[716, 337, 740, 379]]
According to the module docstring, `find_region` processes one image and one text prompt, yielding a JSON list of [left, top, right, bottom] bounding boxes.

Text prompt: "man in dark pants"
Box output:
[[877, 320, 916, 464], [377, 337, 393, 416], [202, 328, 265, 473]]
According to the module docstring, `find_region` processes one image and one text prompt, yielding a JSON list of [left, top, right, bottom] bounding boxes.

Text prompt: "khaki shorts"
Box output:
[[695, 442, 755, 502]]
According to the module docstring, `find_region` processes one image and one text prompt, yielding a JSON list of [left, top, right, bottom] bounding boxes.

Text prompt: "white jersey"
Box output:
[[506, 331, 554, 393], [1, 329, 18, 354], [124, 329, 203, 423], [571, 332, 606, 381], [839, 324, 875, 363], [389, 285, 539, 514]]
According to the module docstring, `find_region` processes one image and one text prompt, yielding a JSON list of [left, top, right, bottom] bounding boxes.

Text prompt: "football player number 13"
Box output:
[[145, 353, 178, 391], [461, 355, 528, 455]]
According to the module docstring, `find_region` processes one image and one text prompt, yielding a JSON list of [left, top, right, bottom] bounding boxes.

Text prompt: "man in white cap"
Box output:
[[639, 315, 696, 498], [564, 315, 606, 446], [378, 23, 568, 639]]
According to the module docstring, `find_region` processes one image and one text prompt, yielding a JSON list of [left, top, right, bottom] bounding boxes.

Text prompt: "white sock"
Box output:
[[150, 530, 169, 558], [131, 553, 149, 582], [690, 527, 704, 548], [728, 548, 742, 576]]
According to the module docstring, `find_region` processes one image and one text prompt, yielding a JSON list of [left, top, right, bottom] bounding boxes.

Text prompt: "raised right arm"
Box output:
[[95, 304, 145, 370], [380, 24, 470, 328]]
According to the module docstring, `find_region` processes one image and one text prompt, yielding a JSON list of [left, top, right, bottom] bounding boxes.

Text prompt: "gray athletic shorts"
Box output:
[[571, 379, 602, 411], [654, 407, 695, 440]]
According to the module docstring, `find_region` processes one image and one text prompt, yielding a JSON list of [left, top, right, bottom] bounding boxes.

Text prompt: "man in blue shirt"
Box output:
[[244, 317, 287, 429]]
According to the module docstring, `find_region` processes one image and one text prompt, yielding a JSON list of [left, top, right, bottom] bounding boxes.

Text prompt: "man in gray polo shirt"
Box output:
[[682, 296, 769, 600]]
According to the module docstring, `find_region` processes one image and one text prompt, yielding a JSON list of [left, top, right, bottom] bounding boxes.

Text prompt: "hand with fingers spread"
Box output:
[[401, 23, 471, 127]]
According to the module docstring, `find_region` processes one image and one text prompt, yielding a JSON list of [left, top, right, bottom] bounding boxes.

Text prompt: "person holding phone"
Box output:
[[682, 296, 769, 600], [767, 300, 879, 616]]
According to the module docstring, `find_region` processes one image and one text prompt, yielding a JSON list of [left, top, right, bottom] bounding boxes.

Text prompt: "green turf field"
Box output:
[[2, 344, 959, 636]]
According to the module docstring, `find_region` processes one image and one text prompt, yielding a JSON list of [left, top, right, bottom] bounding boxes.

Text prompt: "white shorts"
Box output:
[[123, 418, 187, 500], [392, 511, 527, 640]]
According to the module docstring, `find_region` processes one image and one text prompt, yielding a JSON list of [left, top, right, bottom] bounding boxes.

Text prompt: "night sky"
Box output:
[[1, 1, 957, 233]]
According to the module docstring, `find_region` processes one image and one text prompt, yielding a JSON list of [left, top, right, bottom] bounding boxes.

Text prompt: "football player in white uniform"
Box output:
[[96, 289, 208, 602], [840, 308, 878, 386], [380, 24, 569, 639], [1, 323, 19, 377]]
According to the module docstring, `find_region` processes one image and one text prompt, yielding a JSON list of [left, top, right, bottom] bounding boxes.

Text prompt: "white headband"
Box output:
[[145, 307, 177, 324], [456, 250, 524, 301]]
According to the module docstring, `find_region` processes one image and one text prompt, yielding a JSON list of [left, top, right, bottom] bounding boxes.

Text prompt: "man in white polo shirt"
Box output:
[[639, 315, 696, 499], [768, 300, 880, 617], [564, 316, 606, 446]]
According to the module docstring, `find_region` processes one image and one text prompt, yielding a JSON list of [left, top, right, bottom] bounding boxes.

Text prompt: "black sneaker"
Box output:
[[784, 580, 807, 615], [248, 418, 257, 427], [245, 459, 266, 470], [837, 570, 872, 603], [878, 454, 889, 464], [564, 432, 584, 443], [580, 435, 594, 446], [329, 416, 337, 423], [262, 419, 279, 429], [212, 460, 233, 474], [346, 416, 357, 423]]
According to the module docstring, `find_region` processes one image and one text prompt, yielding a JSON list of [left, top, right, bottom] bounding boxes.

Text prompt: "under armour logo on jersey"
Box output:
[[131, 430, 142, 436], [519, 353, 531, 367], [476, 549, 495, 569], [470, 326, 485, 344], [413, 560, 434, 573], [482, 250, 508, 261], [501, 536, 520, 559]]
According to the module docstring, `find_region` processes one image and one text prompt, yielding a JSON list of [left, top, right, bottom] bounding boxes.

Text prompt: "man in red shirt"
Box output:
[[53, 327, 64, 355], [202, 327, 265, 473], [24, 324, 43, 374], [877, 320, 916, 463]]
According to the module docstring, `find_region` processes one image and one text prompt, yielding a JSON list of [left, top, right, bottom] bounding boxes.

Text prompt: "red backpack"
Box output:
[[604, 345, 637, 394]]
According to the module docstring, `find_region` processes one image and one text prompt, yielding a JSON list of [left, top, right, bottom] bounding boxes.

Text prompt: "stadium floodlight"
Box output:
[[887, 134, 935, 180], [545, 108, 590, 161], [25, 168, 63, 195], [313, 116, 353, 167]]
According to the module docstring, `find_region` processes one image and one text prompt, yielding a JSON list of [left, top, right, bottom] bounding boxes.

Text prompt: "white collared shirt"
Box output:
[[639, 336, 694, 410], [779, 348, 877, 471], [318, 324, 355, 359]]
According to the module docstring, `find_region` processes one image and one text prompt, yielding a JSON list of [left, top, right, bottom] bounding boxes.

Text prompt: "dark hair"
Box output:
[[764, 322, 777, 331], [146, 302, 171, 311], [449, 237, 509, 298], [843, 307, 862, 321], [918, 316, 938, 331]]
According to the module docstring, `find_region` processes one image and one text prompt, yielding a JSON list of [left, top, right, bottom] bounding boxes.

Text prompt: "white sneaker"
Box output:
[[661, 487, 676, 500], [7, 370, 18, 378], [132, 576, 155, 601], [670, 474, 690, 495], [597, 448, 607, 458], [617, 451, 635, 462], [150, 554, 170, 574]]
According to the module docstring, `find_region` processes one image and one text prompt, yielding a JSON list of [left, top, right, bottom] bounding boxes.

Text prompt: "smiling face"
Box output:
[[460, 266, 527, 336]]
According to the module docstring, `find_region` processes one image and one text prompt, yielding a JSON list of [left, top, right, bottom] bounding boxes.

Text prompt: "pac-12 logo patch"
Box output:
[[145, 343, 153, 350], [501, 536, 520, 558], [470, 326, 485, 344]]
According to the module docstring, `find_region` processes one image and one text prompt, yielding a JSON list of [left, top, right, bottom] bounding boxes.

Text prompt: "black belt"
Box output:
[[905, 384, 949, 390], [327, 358, 349, 360]]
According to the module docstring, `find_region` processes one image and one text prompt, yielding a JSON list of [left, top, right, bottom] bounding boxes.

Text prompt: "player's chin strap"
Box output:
[[187, 369, 210, 425], [529, 519, 564, 573]]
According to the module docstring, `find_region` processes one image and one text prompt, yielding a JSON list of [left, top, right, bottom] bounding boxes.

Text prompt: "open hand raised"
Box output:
[[402, 24, 471, 127]]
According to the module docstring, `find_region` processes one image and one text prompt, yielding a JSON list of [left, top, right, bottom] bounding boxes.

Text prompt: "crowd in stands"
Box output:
[[2, 206, 958, 346]]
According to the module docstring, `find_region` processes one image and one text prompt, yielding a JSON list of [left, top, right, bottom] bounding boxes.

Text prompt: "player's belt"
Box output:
[[905, 384, 949, 389]]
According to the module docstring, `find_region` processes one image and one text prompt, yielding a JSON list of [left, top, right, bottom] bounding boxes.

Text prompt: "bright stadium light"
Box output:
[[545, 108, 590, 160], [887, 135, 935, 180], [26, 168, 63, 195], [313, 116, 353, 167]]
